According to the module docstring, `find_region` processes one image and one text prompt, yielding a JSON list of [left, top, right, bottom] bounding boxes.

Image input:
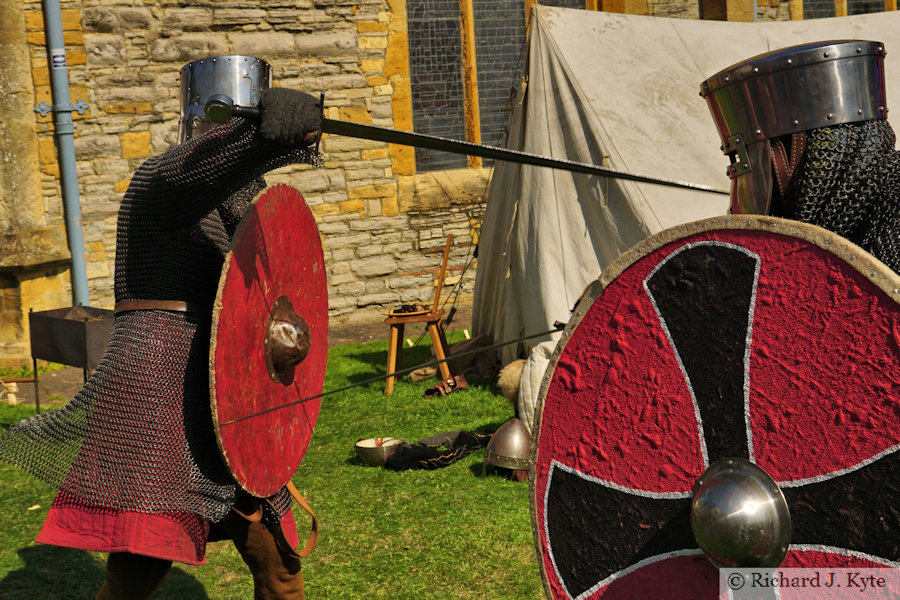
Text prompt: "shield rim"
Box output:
[[209, 184, 328, 498], [528, 214, 900, 600]]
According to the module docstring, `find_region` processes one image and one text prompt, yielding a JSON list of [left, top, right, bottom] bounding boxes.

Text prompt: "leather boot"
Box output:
[[221, 497, 305, 600], [95, 552, 172, 600]]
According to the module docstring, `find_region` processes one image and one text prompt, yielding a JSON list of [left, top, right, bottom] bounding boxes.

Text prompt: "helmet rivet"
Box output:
[[755, 129, 762, 136], [792, 119, 799, 126], [857, 47, 863, 53], [823, 52, 829, 58], [858, 109, 864, 115], [826, 113, 834, 120], [786, 58, 792, 65]]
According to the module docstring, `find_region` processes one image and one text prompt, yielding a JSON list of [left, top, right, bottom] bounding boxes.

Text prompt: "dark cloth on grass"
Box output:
[[384, 431, 492, 471]]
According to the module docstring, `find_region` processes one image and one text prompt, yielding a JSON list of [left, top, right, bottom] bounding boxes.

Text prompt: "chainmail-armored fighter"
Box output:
[[701, 40, 900, 273], [0, 56, 322, 600]]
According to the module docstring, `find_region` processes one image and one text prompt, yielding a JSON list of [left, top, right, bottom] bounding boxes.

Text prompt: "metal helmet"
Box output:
[[179, 55, 272, 143], [700, 40, 888, 215], [484, 417, 533, 475], [690, 458, 791, 569]]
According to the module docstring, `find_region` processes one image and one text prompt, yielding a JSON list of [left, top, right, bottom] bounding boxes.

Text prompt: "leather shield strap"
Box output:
[[114, 300, 210, 314], [267, 481, 319, 560]]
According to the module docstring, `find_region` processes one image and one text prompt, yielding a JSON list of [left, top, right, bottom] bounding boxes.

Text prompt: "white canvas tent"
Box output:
[[472, 5, 900, 364]]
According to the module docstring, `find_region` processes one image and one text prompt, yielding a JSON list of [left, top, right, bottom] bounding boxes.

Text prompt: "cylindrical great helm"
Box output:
[[484, 418, 533, 474], [179, 55, 272, 143], [700, 40, 887, 215]]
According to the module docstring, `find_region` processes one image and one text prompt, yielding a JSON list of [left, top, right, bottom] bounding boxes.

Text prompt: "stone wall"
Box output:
[[0, 0, 485, 365]]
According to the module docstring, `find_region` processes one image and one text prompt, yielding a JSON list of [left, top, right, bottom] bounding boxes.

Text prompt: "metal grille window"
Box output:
[[407, 0, 585, 172], [849, 0, 885, 13], [407, 0, 468, 171], [805, 0, 886, 18]]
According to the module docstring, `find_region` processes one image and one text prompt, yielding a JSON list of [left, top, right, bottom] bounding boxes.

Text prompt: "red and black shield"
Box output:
[[531, 215, 900, 599], [210, 184, 328, 498]]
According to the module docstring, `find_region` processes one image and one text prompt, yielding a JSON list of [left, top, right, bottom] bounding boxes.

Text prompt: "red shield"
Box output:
[[531, 215, 900, 599], [210, 184, 328, 498]]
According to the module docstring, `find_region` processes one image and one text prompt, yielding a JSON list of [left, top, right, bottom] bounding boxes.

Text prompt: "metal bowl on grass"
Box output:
[[355, 437, 405, 466]]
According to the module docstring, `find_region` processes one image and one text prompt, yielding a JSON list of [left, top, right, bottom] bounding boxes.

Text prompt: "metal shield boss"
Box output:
[[211, 184, 328, 498], [530, 215, 900, 600]]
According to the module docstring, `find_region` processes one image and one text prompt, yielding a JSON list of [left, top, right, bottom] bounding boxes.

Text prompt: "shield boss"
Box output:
[[211, 184, 328, 498]]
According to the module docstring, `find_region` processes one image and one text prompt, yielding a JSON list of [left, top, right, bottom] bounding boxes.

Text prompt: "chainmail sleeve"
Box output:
[[0, 116, 320, 541]]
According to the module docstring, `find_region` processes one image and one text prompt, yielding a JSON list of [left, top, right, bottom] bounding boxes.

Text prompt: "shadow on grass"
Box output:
[[1, 544, 210, 599], [339, 346, 437, 387]]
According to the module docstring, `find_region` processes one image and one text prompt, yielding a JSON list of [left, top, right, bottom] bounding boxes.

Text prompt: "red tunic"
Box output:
[[37, 490, 299, 565]]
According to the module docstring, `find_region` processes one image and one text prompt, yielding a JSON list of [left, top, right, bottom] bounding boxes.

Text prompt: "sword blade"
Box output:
[[321, 117, 728, 195]]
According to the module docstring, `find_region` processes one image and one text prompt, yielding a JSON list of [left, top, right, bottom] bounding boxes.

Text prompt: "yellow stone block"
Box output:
[[390, 84, 413, 131], [357, 21, 388, 33], [32, 65, 50, 86], [347, 183, 396, 199], [64, 31, 84, 45], [101, 102, 153, 115], [20, 269, 70, 314], [67, 49, 87, 66], [38, 138, 57, 165], [362, 148, 389, 160], [366, 75, 388, 87], [41, 164, 60, 177], [359, 36, 388, 50], [374, 83, 393, 96], [27, 32, 45, 45], [24, 11, 43, 31], [726, 0, 755, 21], [339, 199, 366, 215], [34, 85, 52, 105], [385, 40, 409, 79], [121, 131, 151, 158], [115, 179, 131, 193], [360, 59, 385, 74], [338, 105, 373, 125], [382, 195, 399, 216], [70, 83, 89, 101], [311, 204, 340, 217], [390, 145, 415, 177], [61, 9, 82, 31]]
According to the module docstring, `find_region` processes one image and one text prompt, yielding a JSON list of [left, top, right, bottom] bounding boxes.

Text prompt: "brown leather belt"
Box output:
[[114, 300, 210, 314]]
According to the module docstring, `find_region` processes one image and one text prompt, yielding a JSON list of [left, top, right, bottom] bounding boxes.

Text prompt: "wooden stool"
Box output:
[[384, 235, 454, 396]]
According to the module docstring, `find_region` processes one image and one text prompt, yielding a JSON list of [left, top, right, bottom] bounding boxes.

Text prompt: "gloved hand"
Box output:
[[258, 88, 322, 146]]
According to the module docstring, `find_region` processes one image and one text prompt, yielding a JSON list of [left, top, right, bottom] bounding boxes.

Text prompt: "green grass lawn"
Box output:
[[0, 335, 546, 599]]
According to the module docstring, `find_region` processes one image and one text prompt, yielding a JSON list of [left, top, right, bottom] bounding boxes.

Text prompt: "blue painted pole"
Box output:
[[42, 0, 90, 306]]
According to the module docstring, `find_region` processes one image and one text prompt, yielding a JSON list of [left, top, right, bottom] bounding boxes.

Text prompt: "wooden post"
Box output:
[[789, 0, 804, 19], [834, 0, 848, 16], [887, 0, 897, 10], [459, 0, 482, 168], [586, 0, 600, 9]]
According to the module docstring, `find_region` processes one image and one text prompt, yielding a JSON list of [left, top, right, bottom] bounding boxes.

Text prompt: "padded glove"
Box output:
[[258, 88, 322, 146]]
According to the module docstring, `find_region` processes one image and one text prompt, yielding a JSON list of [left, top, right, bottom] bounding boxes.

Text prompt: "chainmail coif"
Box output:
[[0, 115, 320, 554], [772, 119, 900, 273]]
